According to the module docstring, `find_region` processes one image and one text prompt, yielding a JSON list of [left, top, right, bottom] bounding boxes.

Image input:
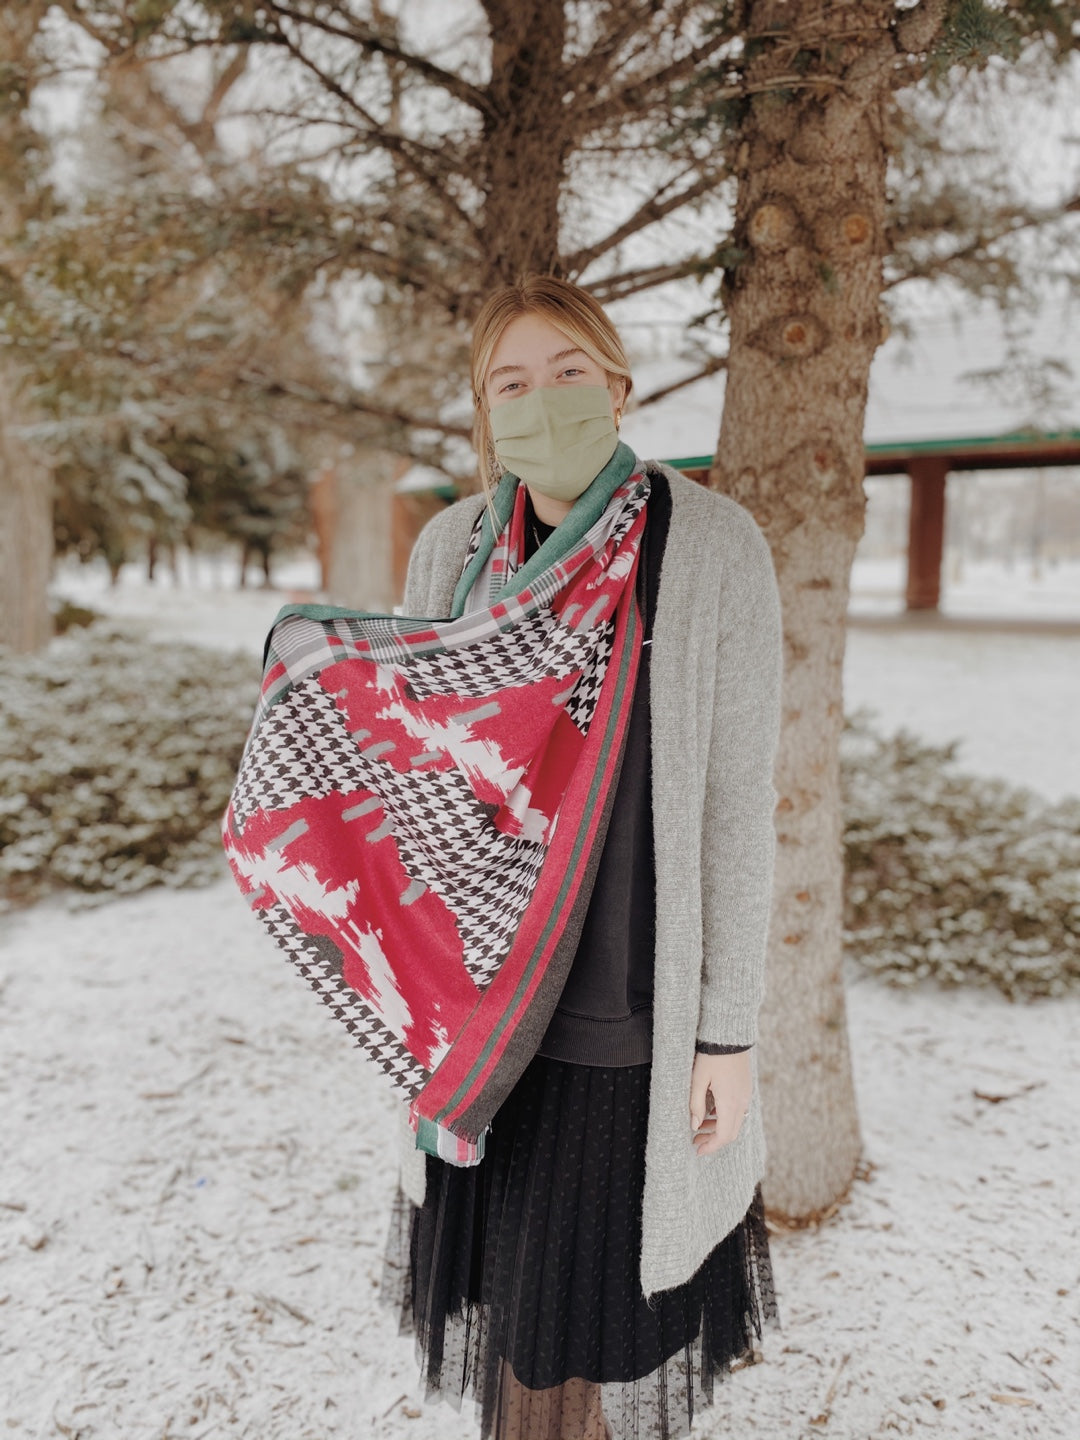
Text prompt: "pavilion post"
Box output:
[[904, 456, 949, 611]]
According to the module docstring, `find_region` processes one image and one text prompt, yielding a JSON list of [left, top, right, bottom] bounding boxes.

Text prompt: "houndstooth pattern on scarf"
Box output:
[[223, 461, 649, 1163]]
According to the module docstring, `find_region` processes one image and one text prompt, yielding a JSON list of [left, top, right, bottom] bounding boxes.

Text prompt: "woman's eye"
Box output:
[[559, 367, 585, 379]]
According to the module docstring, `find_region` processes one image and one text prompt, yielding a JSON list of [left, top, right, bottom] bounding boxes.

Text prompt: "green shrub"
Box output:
[[0, 628, 259, 905], [52, 599, 100, 634], [3, 634, 1077, 1003], [842, 712, 1080, 999]]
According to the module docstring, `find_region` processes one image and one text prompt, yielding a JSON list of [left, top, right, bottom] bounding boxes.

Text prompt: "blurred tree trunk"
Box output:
[[0, 375, 52, 652], [326, 450, 403, 611], [0, 3, 53, 652], [711, 0, 900, 1218]]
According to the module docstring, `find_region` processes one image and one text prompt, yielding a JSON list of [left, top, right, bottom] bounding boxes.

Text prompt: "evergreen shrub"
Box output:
[[2, 637, 1077, 1001], [842, 713, 1080, 999], [52, 599, 100, 634], [0, 629, 259, 906]]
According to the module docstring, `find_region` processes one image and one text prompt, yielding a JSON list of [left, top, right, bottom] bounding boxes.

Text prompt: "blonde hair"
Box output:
[[470, 275, 633, 490]]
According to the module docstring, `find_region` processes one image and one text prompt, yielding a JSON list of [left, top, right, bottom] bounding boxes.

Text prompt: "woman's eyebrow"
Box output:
[[487, 348, 587, 382]]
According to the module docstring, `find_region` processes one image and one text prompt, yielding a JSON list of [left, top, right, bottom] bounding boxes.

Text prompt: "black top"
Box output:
[[533, 473, 668, 1065], [521, 473, 751, 1068]]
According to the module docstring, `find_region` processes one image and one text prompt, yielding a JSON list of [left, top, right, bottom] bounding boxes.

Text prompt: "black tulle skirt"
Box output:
[[382, 1055, 777, 1440]]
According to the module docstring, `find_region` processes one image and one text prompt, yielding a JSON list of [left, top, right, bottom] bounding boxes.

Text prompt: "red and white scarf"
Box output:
[[223, 445, 650, 1163]]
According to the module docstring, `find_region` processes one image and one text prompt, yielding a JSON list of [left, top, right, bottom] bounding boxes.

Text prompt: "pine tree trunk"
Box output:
[[0, 371, 52, 653], [479, 0, 570, 288], [711, 2, 897, 1219]]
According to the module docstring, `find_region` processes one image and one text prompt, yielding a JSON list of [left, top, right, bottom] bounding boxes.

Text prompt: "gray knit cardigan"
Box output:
[[397, 464, 782, 1297]]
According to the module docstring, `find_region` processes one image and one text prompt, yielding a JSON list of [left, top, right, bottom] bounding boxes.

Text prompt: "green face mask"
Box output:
[[489, 385, 619, 503]]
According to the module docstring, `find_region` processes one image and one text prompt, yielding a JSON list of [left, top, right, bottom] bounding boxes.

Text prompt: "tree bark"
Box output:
[[478, 0, 570, 290], [0, 373, 52, 652], [0, 3, 54, 653], [710, 1, 898, 1219]]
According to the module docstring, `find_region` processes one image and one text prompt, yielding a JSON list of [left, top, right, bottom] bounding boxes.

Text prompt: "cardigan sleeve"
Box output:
[[402, 515, 440, 615], [402, 494, 487, 617], [696, 505, 783, 1048]]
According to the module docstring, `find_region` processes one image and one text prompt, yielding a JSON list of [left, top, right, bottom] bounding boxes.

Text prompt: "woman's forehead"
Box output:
[[486, 312, 591, 373]]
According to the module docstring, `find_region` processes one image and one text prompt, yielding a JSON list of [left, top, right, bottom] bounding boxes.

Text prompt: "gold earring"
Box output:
[[614, 408, 622, 428]]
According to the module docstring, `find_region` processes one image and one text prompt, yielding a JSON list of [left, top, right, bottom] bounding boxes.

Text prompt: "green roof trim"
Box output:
[[663, 455, 715, 470], [665, 428, 1080, 470], [414, 429, 1080, 499]]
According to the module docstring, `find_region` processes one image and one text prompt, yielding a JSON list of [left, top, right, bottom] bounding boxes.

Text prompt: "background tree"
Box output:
[[0, 3, 56, 653], [7, 8, 355, 588], [16, 0, 1080, 1219], [177, 423, 308, 585], [11, 2, 741, 499]]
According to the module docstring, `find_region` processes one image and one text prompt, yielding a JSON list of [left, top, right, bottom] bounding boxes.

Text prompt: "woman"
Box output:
[[383, 275, 784, 1440]]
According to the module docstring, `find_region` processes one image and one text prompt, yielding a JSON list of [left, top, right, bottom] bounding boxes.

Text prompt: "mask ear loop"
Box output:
[[482, 439, 501, 531], [473, 384, 502, 531]]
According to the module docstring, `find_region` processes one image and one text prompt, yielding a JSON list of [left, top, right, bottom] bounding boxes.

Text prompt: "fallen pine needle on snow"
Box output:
[[972, 1083, 1045, 1104], [809, 1351, 851, 1426]]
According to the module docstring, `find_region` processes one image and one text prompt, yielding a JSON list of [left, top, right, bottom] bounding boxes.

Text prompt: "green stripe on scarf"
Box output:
[[434, 587, 641, 1127], [450, 441, 638, 618]]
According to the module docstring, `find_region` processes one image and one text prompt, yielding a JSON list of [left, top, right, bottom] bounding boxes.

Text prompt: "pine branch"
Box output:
[[227, 100, 474, 183], [259, 28, 479, 236], [581, 28, 737, 128], [264, 2, 494, 120], [52, 0, 121, 57], [68, 31, 241, 166], [562, 167, 728, 275], [885, 194, 1080, 291], [566, 1, 663, 78], [306, 242, 470, 313], [200, 49, 248, 133], [634, 356, 727, 409], [235, 366, 472, 441], [563, 0, 713, 96], [588, 256, 716, 303], [351, 128, 482, 239], [589, 65, 846, 132], [104, 48, 248, 161]]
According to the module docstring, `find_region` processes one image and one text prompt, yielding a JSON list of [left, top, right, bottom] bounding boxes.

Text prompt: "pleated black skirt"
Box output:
[[382, 1055, 777, 1440]]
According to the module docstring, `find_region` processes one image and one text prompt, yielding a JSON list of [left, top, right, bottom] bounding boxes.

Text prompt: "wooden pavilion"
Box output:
[[669, 429, 1080, 612]]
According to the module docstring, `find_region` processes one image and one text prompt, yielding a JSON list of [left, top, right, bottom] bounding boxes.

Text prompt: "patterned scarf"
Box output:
[[223, 443, 650, 1164]]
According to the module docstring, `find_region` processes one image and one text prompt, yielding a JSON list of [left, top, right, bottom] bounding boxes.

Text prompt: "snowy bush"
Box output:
[[52, 599, 99, 634], [0, 629, 259, 905], [3, 635, 1077, 1002], [842, 713, 1080, 999]]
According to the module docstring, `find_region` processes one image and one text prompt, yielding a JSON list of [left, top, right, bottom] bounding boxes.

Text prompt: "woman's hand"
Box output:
[[689, 1050, 753, 1156]]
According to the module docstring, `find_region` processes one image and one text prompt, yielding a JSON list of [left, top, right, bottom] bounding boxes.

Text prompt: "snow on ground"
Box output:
[[2, 552, 1075, 1439], [2, 886, 1076, 1440], [53, 552, 324, 658], [846, 556, 1080, 804]]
